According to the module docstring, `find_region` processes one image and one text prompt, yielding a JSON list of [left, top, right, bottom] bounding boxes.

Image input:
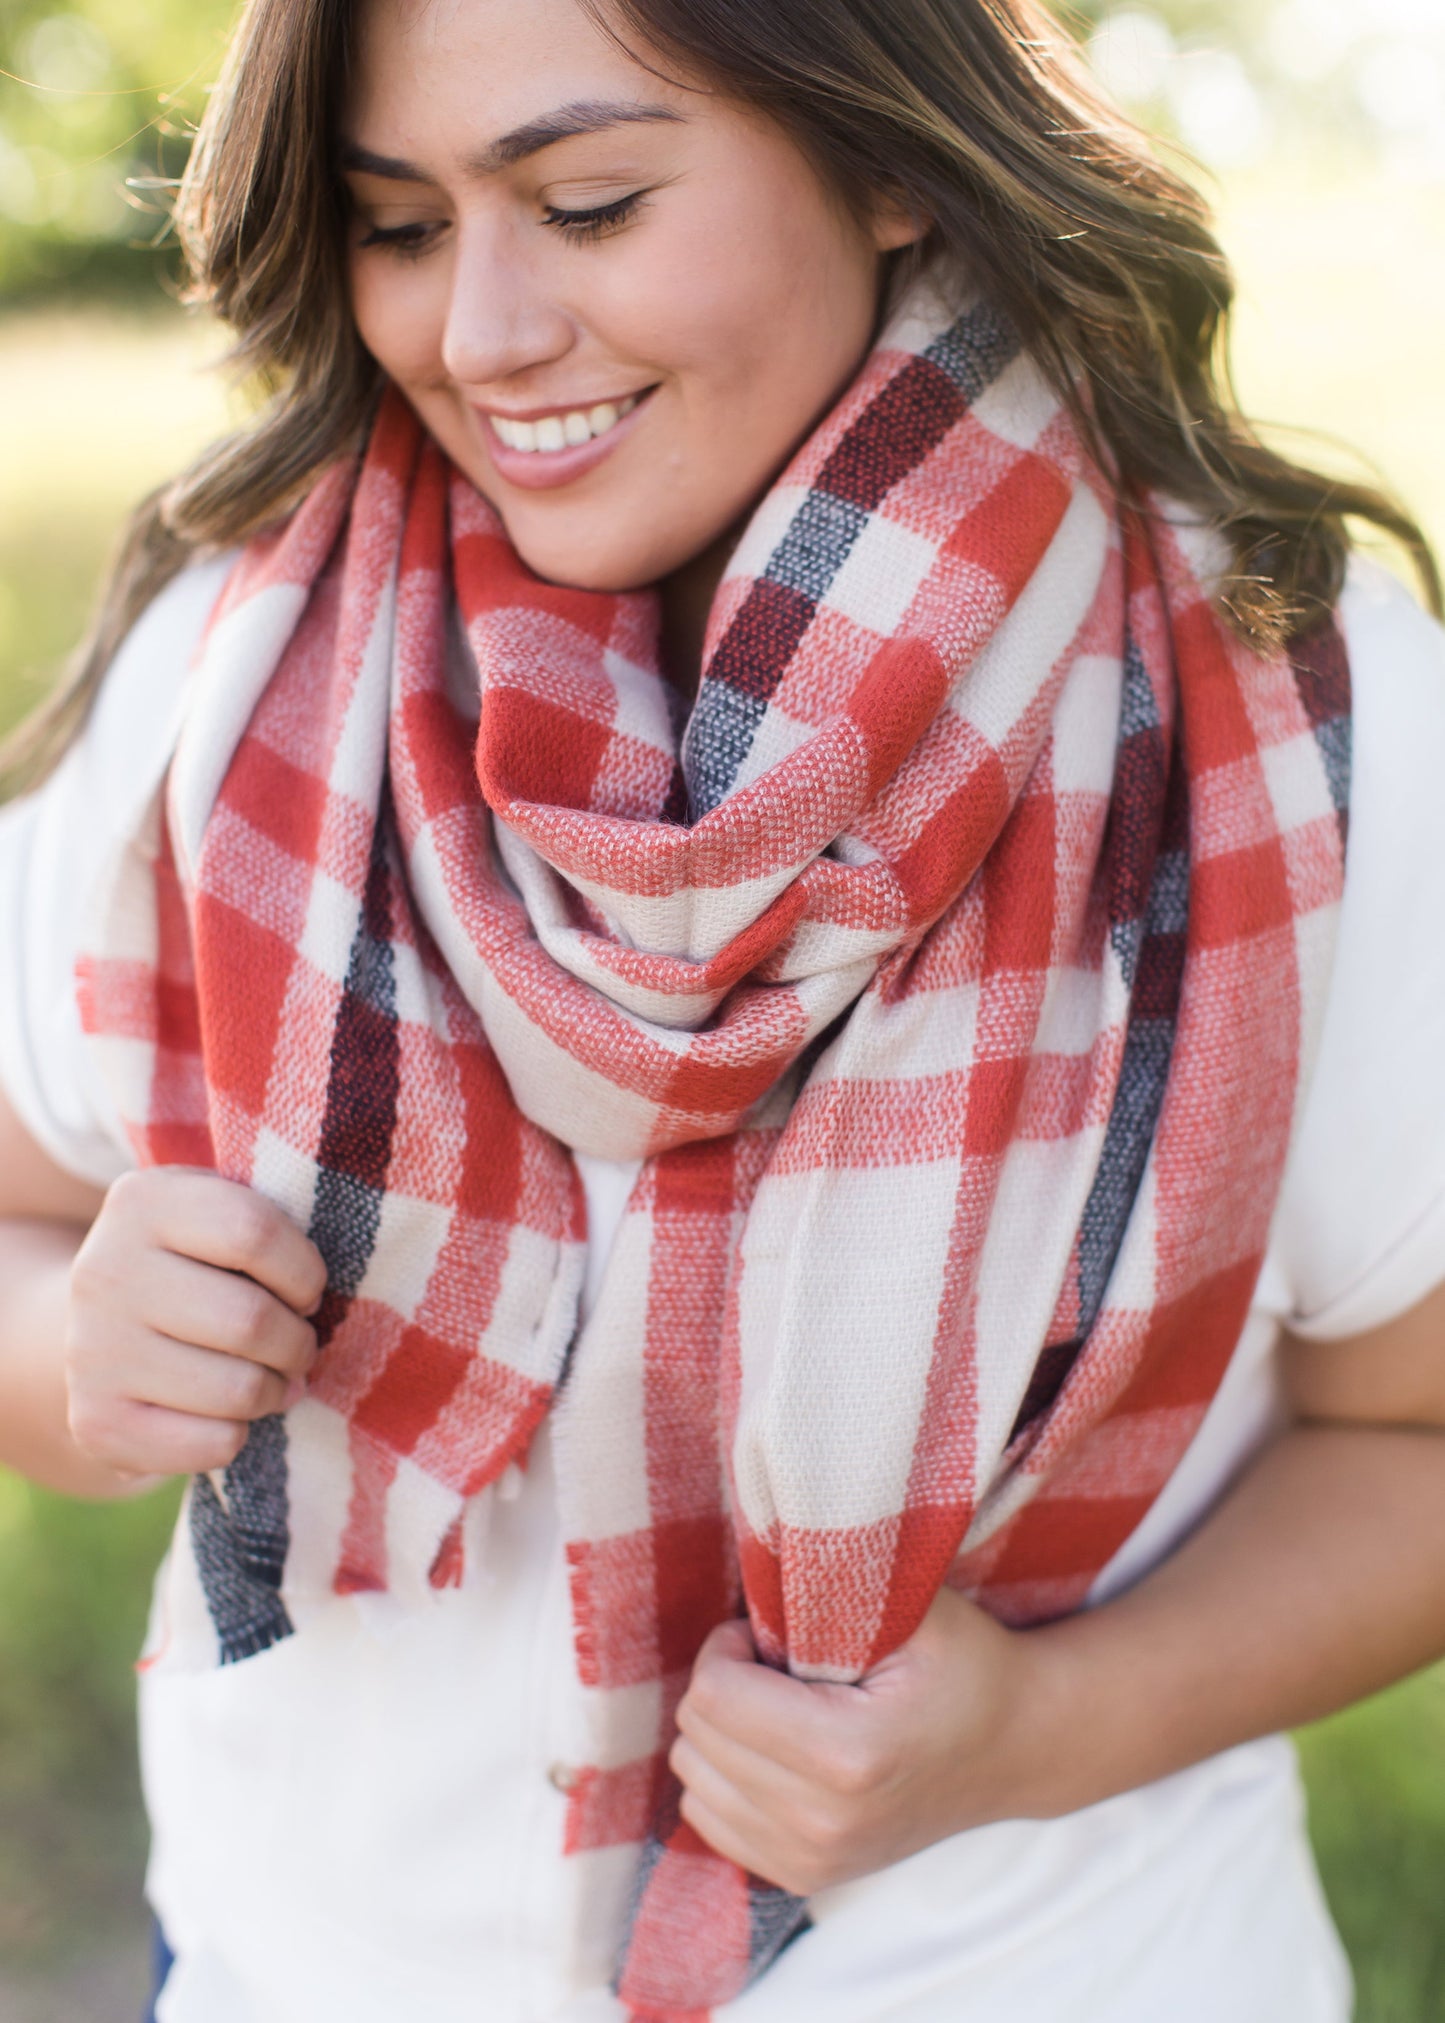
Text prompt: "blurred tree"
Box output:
[[0, 0, 1335, 303], [3, 0, 1440, 301], [0, 0, 233, 299], [1069, 0, 1445, 179]]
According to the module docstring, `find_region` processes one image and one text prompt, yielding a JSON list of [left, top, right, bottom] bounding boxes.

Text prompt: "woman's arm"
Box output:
[[0, 1089, 122, 1495], [0, 1090, 327, 1500], [670, 1288, 1445, 1895]]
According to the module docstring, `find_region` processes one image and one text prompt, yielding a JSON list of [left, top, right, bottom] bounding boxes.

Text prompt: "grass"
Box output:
[[1299, 1671, 1445, 2021], [1, 155, 1444, 2014], [0, 1474, 180, 1974], [0, 306, 240, 739]]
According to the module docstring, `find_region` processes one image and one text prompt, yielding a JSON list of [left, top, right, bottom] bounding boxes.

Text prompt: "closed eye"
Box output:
[[542, 191, 648, 242], [353, 187, 652, 260], [355, 219, 446, 261]]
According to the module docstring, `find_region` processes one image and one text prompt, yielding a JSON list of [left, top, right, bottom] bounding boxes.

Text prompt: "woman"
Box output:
[[2, 0, 1444, 2017]]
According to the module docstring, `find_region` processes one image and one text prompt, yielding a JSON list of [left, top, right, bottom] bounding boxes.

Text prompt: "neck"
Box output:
[[658, 525, 741, 702]]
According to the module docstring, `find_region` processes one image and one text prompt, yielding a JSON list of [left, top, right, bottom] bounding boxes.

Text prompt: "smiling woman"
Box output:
[[340, 0, 918, 651], [2, 3, 1445, 2023]]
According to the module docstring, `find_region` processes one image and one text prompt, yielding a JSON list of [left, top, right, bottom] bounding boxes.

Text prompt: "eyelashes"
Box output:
[[355, 190, 648, 261], [355, 221, 440, 260], [542, 191, 647, 241]]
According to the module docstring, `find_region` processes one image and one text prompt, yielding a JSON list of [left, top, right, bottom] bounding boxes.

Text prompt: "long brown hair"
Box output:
[[5, 0, 1439, 792]]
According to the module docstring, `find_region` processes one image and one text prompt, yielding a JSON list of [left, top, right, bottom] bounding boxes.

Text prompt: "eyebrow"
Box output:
[[339, 99, 684, 184]]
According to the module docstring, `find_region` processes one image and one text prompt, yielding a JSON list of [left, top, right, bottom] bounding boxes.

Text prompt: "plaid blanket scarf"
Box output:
[[78, 286, 1350, 2018]]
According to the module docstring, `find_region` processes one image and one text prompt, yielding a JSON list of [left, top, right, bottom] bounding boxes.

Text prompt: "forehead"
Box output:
[[347, 0, 689, 137]]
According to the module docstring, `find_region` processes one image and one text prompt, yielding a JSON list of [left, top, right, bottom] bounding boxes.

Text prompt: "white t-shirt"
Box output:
[[5, 554, 1445, 2023]]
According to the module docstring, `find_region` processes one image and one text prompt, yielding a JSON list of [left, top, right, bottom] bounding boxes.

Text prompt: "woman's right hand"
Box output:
[[65, 1167, 329, 1481]]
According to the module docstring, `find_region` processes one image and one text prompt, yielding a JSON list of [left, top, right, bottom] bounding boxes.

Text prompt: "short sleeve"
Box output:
[[0, 554, 233, 1186], [1270, 559, 1445, 1340]]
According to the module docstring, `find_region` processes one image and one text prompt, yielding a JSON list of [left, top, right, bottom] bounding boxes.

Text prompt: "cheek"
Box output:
[[624, 174, 880, 430], [490, 193, 883, 591], [348, 256, 449, 384], [613, 218, 879, 534]]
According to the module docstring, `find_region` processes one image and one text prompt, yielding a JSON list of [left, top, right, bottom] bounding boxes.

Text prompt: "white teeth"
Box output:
[[492, 393, 640, 455]]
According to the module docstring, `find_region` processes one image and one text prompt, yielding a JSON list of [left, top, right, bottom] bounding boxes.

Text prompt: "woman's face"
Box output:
[[344, 0, 918, 594]]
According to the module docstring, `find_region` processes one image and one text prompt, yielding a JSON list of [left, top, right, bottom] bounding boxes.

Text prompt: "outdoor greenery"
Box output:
[[0, 306, 239, 737], [1, 0, 1438, 295], [0, 1476, 179, 1967], [2, 0, 1444, 2015], [0, 0, 227, 299]]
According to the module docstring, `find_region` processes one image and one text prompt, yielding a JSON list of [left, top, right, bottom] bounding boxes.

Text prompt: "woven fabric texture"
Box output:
[[77, 288, 1350, 2019]]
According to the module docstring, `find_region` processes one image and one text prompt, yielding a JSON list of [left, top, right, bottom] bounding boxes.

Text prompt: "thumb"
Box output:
[[694, 1614, 758, 1672]]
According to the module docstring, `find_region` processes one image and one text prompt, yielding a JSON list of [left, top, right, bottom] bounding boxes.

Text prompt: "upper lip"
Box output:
[[470, 389, 654, 424]]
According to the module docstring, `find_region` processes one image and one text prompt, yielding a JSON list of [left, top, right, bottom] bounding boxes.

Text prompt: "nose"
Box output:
[[440, 215, 575, 389]]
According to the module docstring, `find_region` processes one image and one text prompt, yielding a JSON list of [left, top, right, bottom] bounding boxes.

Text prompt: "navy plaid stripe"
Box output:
[[923, 296, 1023, 406], [1287, 616, 1352, 845], [683, 304, 1022, 817], [191, 1412, 293, 1665], [812, 354, 966, 514], [1101, 635, 1167, 966], [764, 493, 872, 602], [194, 828, 403, 1664], [747, 1880, 812, 1978], [684, 679, 781, 818], [1010, 635, 1186, 1441], [310, 824, 404, 1320]]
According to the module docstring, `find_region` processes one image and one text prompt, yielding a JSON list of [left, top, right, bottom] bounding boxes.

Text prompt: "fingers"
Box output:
[[683, 1628, 859, 1776], [675, 1699, 813, 1805], [672, 1730, 854, 1898], [106, 1167, 328, 1315], [672, 1594, 1032, 1894], [66, 1309, 291, 1465], [673, 1678, 896, 1895], [671, 1721, 819, 1834], [674, 1753, 799, 1892], [677, 1788, 763, 1882], [137, 1249, 316, 1381], [118, 1327, 295, 1422], [70, 1393, 251, 1479], [671, 1615, 923, 1896], [697, 1617, 758, 1666], [64, 1167, 327, 1481]]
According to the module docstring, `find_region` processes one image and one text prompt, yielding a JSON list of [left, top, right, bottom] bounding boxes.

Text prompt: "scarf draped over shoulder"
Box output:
[[78, 283, 1351, 2018]]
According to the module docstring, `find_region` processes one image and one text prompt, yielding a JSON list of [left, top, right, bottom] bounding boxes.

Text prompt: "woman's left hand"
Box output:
[[673, 1302, 1445, 1902], [669, 1589, 1054, 1896]]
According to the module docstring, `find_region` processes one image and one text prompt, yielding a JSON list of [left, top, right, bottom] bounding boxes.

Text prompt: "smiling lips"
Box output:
[[477, 386, 653, 491], [490, 392, 642, 454]]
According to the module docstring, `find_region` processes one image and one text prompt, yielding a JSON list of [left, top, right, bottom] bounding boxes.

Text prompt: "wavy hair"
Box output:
[[4, 0, 1438, 790]]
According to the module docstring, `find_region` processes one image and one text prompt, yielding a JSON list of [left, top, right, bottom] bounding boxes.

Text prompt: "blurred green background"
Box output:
[[2, 0, 1444, 2017]]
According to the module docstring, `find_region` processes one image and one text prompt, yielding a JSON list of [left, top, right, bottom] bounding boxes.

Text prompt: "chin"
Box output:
[[501, 517, 702, 599]]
